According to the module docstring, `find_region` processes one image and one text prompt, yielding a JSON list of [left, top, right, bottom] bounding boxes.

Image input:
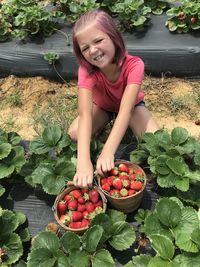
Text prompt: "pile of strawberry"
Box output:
[[99, 162, 145, 198], [57, 188, 104, 229]]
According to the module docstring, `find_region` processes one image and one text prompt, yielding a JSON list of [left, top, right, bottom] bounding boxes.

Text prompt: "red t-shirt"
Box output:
[[78, 54, 145, 112]]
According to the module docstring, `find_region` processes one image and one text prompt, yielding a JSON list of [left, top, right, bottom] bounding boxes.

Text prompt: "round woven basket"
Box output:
[[97, 160, 147, 213], [53, 185, 107, 234]]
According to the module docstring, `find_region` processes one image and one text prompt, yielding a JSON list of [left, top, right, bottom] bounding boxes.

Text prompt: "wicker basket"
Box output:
[[97, 160, 147, 213], [53, 185, 107, 234]]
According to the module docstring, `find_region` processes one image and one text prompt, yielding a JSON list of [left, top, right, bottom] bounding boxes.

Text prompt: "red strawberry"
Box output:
[[109, 189, 120, 198], [119, 174, 129, 181], [69, 221, 82, 229], [77, 204, 86, 212], [89, 189, 99, 203], [68, 199, 78, 210], [78, 196, 85, 204], [118, 163, 129, 173], [107, 176, 115, 186], [85, 202, 95, 213], [129, 173, 136, 180], [100, 178, 109, 185], [109, 167, 119, 176], [57, 200, 67, 214], [128, 189, 136, 196], [63, 194, 73, 202], [69, 189, 82, 199], [112, 178, 123, 190], [130, 181, 143, 191], [122, 179, 131, 189], [191, 17, 196, 24], [94, 199, 103, 208], [120, 188, 128, 197], [81, 218, 90, 228], [101, 183, 110, 192], [59, 214, 70, 225], [135, 168, 144, 176], [71, 211, 83, 222], [82, 210, 89, 218]]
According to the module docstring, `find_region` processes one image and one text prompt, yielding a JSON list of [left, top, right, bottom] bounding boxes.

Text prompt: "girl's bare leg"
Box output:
[[129, 106, 159, 138], [68, 104, 111, 141]]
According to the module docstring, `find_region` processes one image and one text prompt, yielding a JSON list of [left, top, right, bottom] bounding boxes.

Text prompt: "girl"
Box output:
[[68, 9, 159, 188]]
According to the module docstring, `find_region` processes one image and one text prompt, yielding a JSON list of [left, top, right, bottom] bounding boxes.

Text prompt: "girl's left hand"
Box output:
[[96, 152, 115, 177]]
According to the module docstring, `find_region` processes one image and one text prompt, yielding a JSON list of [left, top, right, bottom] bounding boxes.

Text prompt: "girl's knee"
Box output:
[[68, 127, 78, 142]]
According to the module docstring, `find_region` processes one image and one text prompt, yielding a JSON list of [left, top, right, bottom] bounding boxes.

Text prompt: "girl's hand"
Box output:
[[73, 160, 94, 188], [96, 152, 115, 177]]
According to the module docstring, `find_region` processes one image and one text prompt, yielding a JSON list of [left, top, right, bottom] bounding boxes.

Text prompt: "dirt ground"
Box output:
[[0, 74, 200, 141]]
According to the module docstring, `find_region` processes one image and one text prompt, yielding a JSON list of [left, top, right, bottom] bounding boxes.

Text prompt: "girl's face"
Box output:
[[76, 24, 116, 72]]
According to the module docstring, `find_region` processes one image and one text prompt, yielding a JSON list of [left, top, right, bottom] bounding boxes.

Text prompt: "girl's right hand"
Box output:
[[73, 160, 94, 188]]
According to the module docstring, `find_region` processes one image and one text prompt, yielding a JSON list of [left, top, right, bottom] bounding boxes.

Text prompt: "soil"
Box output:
[[0, 75, 200, 141]]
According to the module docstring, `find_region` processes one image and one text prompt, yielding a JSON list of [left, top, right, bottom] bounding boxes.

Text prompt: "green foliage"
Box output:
[[111, 0, 151, 32], [44, 52, 60, 65], [26, 209, 135, 266], [19, 124, 103, 195], [130, 127, 200, 206], [132, 197, 200, 266], [0, 0, 66, 41], [144, 0, 170, 15], [0, 207, 31, 266], [166, 0, 200, 33]]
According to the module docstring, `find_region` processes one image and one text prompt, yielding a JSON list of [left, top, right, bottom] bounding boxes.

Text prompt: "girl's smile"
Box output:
[[76, 24, 117, 75]]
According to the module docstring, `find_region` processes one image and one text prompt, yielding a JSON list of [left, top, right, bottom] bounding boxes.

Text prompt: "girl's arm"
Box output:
[[96, 84, 140, 176], [73, 88, 94, 187]]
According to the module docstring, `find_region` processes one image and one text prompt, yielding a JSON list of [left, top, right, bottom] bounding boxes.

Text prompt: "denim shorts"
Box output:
[[107, 100, 145, 120]]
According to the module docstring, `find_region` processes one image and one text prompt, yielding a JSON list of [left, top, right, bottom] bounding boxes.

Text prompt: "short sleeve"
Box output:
[[127, 58, 145, 85], [77, 66, 95, 89]]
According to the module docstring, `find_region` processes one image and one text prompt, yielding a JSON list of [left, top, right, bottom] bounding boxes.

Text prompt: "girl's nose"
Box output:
[[89, 45, 97, 54]]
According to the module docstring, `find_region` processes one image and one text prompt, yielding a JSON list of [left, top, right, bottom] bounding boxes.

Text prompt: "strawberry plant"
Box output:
[[0, 206, 31, 266], [130, 127, 200, 207], [19, 124, 103, 195], [111, 0, 151, 32], [130, 197, 200, 266], [51, 0, 100, 24], [0, 0, 66, 41], [166, 0, 200, 33], [24, 209, 135, 266], [0, 129, 26, 196], [144, 0, 171, 15]]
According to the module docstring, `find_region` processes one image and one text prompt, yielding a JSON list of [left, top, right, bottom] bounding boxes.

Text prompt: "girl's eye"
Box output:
[[95, 39, 102, 43], [81, 47, 88, 53]]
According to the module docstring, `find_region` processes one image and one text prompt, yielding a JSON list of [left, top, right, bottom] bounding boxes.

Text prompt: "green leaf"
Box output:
[[174, 177, 189, 192], [157, 173, 176, 188], [0, 143, 12, 160], [31, 231, 60, 253], [0, 210, 19, 234], [92, 249, 115, 267], [171, 127, 188, 145], [14, 211, 26, 225], [27, 248, 56, 267], [149, 234, 175, 260], [191, 228, 200, 248], [175, 232, 199, 253], [82, 225, 104, 253], [148, 256, 177, 267], [18, 228, 31, 242], [109, 221, 135, 251], [15, 260, 27, 267], [54, 250, 71, 267], [42, 125, 62, 147], [0, 162, 15, 179], [0, 184, 5, 196], [60, 231, 81, 253], [130, 149, 148, 164], [174, 253, 200, 267], [29, 137, 51, 154], [123, 260, 134, 267], [68, 250, 90, 267], [42, 173, 66, 195], [106, 209, 127, 223], [166, 158, 188, 176], [132, 254, 151, 266], [156, 198, 182, 228], [1, 233, 23, 265]]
